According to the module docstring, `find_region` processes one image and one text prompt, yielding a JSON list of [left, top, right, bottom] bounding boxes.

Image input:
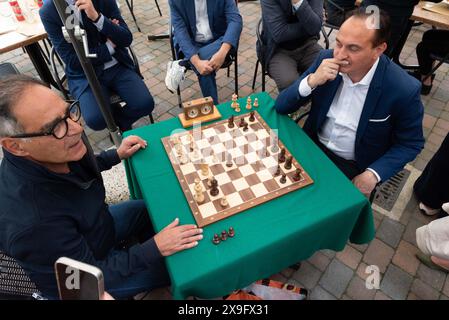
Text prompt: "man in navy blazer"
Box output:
[[166, 0, 242, 104], [275, 9, 424, 196], [40, 0, 154, 131]]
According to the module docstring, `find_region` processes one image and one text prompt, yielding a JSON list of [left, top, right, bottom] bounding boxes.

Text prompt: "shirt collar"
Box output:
[[340, 57, 380, 87]]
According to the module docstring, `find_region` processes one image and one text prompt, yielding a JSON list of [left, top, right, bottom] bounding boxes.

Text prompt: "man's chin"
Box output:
[[69, 140, 87, 161]]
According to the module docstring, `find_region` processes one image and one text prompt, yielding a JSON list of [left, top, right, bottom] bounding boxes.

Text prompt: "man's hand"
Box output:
[[190, 55, 214, 76], [75, 0, 99, 22], [352, 170, 378, 197], [154, 218, 203, 256], [307, 58, 349, 88], [209, 43, 231, 71], [111, 18, 120, 25], [117, 135, 147, 160]]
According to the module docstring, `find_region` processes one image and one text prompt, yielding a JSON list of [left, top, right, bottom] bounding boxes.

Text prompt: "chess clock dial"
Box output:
[[200, 104, 212, 115], [188, 108, 199, 119]]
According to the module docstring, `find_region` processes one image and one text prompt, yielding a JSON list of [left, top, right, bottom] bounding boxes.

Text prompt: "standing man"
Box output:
[[274, 9, 424, 196], [258, 0, 323, 91], [165, 0, 243, 105], [40, 0, 154, 131]]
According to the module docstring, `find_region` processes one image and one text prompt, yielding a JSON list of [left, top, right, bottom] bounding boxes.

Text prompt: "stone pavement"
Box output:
[[1, 0, 448, 300]]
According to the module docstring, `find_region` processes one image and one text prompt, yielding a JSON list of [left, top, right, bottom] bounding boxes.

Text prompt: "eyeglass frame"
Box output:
[[9, 100, 82, 140]]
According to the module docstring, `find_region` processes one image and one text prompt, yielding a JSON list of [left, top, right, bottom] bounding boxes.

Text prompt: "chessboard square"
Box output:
[[250, 123, 263, 131], [264, 179, 280, 192], [218, 132, 233, 142], [245, 152, 260, 164], [210, 163, 226, 176], [256, 169, 273, 182], [227, 168, 243, 180], [227, 192, 243, 207], [229, 148, 243, 159], [250, 140, 266, 151], [245, 173, 261, 185], [198, 202, 217, 218], [233, 177, 250, 191], [201, 146, 213, 158], [212, 199, 226, 213], [239, 144, 254, 155], [203, 128, 216, 139], [180, 162, 196, 175], [196, 139, 209, 149], [239, 164, 255, 176], [283, 163, 297, 173], [276, 175, 293, 187], [214, 124, 227, 133], [245, 132, 258, 143], [234, 155, 248, 166], [251, 161, 266, 172], [221, 182, 237, 195], [251, 183, 269, 198], [234, 136, 247, 147], [262, 156, 278, 169], [185, 171, 201, 184], [239, 188, 256, 202], [212, 143, 227, 154], [230, 128, 242, 138], [256, 130, 270, 140], [215, 172, 231, 185]]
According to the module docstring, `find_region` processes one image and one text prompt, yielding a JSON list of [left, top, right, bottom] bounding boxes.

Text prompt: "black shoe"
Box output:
[[408, 71, 435, 95]]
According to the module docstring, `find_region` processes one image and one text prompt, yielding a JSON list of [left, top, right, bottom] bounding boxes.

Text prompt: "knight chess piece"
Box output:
[[249, 111, 255, 122], [228, 227, 235, 237], [221, 230, 227, 241], [228, 115, 235, 128], [292, 168, 302, 181], [210, 178, 219, 196], [213, 234, 220, 245], [280, 173, 287, 184], [284, 155, 293, 170], [278, 147, 286, 163]]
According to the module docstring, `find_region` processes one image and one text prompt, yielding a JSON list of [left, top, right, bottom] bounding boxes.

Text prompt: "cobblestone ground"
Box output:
[[1, 0, 448, 300]]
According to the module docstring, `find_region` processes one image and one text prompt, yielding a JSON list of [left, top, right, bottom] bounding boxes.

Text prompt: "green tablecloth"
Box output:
[[124, 92, 374, 299]]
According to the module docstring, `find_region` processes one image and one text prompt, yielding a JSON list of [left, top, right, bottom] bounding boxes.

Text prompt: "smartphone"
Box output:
[[54, 257, 104, 300]]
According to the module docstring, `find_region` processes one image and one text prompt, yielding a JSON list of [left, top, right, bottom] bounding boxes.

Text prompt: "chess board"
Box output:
[[161, 111, 313, 227]]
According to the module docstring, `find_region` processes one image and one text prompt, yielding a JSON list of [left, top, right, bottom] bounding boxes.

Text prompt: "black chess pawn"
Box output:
[[274, 165, 281, 176], [210, 178, 219, 196], [213, 234, 220, 245], [221, 230, 228, 241], [228, 227, 235, 237], [228, 115, 235, 128], [278, 147, 286, 163], [239, 117, 246, 127], [284, 155, 293, 170], [280, 173, 287, 184], [292, 168, 302, 181], [249, 111, 255, 122], [243, 122, 249, 132]]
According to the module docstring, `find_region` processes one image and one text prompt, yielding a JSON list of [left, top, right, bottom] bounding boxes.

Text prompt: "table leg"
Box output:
[[24, 43, 58, 88]]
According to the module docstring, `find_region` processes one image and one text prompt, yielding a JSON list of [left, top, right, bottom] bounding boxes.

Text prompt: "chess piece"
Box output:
[[179, 152, 189, 164], [221, 230, 227, 241], [220, 196, 228, 207], [226, 153, 233, 167], [235, 102, 241, 112], [193, 179, 205, 203], [213, 234, 220, 245], [175, 143, 183, 156], [192, 147, 200, 159], [249, 111, 255, 122], [292, 168, 302, 181], [200, 163, 209, 176], [228, 227, 235, 238], [207, 175, 214, 187], [246, 96, 252, 110], [243, 122, 249, 132], [239, 117, 246, 127], [274, 165, 281, 176], [278, 147, 286, 163], [171, 135, 180, 145], [284, 155, 293, 170], [210, 178, 219, 196], [189, 140, 195, 152], [270, 137, 279, 153], [228, 115, 235, 128], [253, 98, 259, 108], [280, 173, 287, 184]]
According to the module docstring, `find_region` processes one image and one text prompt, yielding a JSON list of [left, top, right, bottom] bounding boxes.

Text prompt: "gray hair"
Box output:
[[0, 75, 46, 138]]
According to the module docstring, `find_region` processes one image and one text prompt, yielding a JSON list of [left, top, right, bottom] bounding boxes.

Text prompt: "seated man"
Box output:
[[259, 0, 323, 91], [165, 0, 243, 104], [40, 0, 154, 131], [0, 76, 203, 299], [324, 0, 357, 27], [274, 9, 424, 196]]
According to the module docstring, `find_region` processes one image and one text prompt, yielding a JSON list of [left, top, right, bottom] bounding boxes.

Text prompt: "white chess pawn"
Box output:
[[193, 179, 205, 203], [200, 163, 209, 176], [253, 98, 259, 108], [179, 151, 189, 164], [220, 196, 228, 207], [235, 102, 241, 113]]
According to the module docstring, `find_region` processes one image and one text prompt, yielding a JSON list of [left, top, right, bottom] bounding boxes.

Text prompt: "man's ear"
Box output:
[[375, 42, 387, 57], [0, 138, 29, 157]]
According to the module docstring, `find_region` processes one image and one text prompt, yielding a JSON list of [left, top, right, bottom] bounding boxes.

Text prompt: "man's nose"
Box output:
[[67, 118, 83, 135]]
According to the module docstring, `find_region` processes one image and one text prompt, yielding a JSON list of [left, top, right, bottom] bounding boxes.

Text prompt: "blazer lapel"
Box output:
[[206, 0, 215, 33], [187, 0, 197, 37], [355, 56, 388, 146]]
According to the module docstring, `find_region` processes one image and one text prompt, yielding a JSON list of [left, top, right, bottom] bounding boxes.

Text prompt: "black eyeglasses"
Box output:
[[10, 101, 82, 140]]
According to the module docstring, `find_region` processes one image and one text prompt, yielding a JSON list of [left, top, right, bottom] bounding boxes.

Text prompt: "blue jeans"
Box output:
[[106, 200, 170, 299], [77, 64, 154, 131]]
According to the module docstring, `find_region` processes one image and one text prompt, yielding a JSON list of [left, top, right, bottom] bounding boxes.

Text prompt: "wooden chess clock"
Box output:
[[179, 96, 222, 128]]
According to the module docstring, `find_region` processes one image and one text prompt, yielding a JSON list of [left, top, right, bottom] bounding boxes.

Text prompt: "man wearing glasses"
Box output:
[[0, 76, 203, 299]]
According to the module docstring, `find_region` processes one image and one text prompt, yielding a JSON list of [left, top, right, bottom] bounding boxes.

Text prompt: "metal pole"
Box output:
[[52, 0, 122, 147]]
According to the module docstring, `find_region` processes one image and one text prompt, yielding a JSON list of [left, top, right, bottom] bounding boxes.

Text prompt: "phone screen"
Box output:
[[55, 258, 104, 300]]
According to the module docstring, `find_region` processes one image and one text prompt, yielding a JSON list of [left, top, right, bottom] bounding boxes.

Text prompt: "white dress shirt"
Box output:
[[298, 58, 381, 181], [194, 0, 214, 43]]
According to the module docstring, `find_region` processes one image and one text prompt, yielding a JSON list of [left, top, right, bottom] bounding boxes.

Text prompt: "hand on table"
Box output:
[[154, 218, 203, 256], [117, 135, 147, 160]]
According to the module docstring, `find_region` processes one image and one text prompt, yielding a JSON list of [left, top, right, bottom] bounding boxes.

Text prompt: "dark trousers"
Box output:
[[414, 133, 449, 209], [77, 64, 154, 131], [416, 30, 449, 75]]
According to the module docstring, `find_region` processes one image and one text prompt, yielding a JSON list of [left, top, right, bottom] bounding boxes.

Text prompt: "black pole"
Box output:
[[52, 0, 122, 147]]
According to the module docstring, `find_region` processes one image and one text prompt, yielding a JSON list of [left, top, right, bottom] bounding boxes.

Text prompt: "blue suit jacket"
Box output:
[[169, 0, 243, 60], [275, 50, 425, 182], [39, 0, 134, 98], [258, 0, 323, 68]]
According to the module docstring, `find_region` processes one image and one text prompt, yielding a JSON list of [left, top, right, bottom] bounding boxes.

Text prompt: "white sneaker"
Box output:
[[419, 202, 440, 216], [165, 59, 186, 93]]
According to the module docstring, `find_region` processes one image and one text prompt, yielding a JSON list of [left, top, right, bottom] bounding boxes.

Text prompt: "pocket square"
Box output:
[[369, 115, 391, 122]]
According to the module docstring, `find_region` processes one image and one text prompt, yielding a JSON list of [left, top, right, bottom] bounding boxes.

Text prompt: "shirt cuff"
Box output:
[[299, 75, 313, 97], [93, 14, 105, 31], [292, 0, 304, 11], [366, 168, 381, 183], [105, 40, 116, 55]]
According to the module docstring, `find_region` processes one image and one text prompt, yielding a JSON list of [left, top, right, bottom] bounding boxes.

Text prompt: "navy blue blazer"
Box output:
[[275, 50, 425, 181], [169, 0, 242, 60], [39, 0, 134, 98], [258, 0, 323, 68]]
